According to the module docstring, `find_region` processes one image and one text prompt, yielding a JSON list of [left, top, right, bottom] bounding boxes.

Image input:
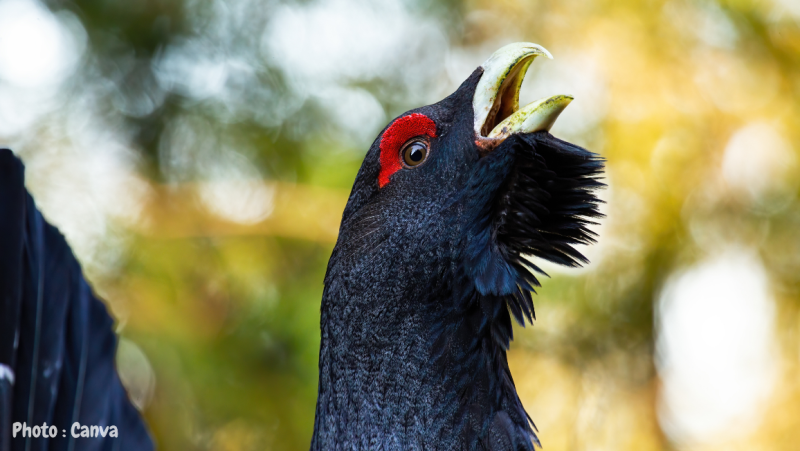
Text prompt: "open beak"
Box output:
[[473, 42, 572, 145]]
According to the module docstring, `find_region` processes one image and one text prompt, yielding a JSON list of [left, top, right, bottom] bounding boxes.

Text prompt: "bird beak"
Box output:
[[473, 42, 572, 146]]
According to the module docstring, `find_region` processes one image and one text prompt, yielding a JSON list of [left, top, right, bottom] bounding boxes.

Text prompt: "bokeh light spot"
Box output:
[[656, 248, 778, 444], [0, 0, 85, 88]]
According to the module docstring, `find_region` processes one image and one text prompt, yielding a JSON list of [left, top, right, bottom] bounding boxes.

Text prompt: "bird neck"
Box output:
[[311, 278, 520, 449]]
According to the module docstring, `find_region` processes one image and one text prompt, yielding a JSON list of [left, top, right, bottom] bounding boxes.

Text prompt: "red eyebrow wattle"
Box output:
[[378, 113, 437, 188]]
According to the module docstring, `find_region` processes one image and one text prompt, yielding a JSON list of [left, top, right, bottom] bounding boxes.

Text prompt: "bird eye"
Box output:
[[401, 140, 429, 168]]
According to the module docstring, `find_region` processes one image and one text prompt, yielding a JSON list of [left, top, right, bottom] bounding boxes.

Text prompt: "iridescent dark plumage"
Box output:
[[0, 149, 153, 451], [311, 63, 604, 450]]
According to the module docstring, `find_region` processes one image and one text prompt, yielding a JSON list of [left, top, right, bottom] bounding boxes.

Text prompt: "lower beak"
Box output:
[[473, 43, 572, 143]]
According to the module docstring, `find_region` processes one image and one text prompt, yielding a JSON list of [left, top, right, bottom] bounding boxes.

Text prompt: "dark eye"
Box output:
[[401, 140, 429, 167]]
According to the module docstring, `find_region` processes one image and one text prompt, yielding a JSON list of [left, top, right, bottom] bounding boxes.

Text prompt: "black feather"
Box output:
[[445, 131, 603, 449], [0, 149, 153, 451]]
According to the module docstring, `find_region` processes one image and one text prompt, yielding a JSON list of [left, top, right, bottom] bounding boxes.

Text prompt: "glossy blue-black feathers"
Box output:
[[0, 149, 153, 451], [439, 131, 604, 450], [459, 131, 605, 310]]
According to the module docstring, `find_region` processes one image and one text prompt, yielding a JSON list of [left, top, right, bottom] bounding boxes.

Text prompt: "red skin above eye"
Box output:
[[378, 113, 437, 188]]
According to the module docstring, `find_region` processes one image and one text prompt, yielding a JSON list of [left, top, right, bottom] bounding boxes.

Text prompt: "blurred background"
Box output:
[[1, 0, 799, 449]]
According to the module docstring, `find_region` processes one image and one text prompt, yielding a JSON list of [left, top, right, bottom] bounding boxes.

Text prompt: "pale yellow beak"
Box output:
[[473, 42, 572, 141]]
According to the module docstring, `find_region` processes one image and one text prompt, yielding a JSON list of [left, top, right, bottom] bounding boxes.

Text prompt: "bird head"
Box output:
[[329, 42, 603, 312]]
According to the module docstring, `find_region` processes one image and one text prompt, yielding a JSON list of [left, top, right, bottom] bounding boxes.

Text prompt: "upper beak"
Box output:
[[473, 42, 572, 144]]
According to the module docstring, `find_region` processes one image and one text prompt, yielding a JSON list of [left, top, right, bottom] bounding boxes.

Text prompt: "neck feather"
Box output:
[[311, 274, 536, 450]]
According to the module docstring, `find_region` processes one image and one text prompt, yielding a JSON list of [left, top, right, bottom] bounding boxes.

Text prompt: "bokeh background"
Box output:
[[2, 0, 799, 449]]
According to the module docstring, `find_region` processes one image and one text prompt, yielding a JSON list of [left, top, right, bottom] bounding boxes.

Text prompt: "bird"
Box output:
[[0, 151, 154, 450], [310, 43, 604, 450], [0, 42, 603, 451]]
